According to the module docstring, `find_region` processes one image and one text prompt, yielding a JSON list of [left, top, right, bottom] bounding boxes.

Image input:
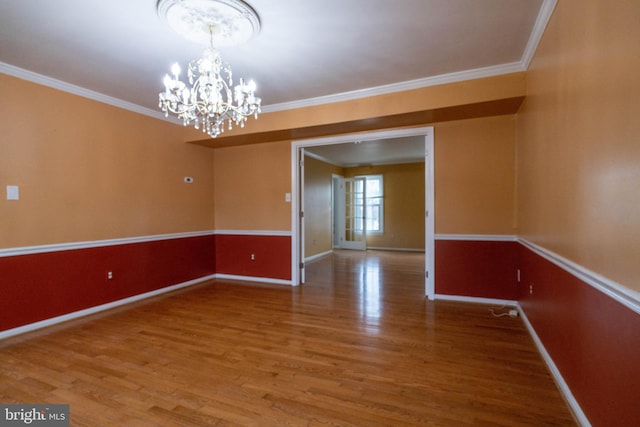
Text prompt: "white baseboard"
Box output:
[[366, 247, 425, 252], [435, 234, 517, 242], [0, 274, 216, 341], [305, 250, 333, 262], [516, 304, 591, 426], [214, 274, 292, 286], [435, 295, 590, 426], [435, 294, 517, 307]]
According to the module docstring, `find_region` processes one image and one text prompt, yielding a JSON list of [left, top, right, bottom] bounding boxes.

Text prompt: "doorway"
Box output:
[[291, 126, 435, 299]]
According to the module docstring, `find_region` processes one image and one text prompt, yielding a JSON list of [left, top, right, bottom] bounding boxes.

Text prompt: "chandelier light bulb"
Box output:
[[170, 63, 181, 78], [157, 0, 262, 138], [159, 48, 261, 138], [162, 74, 172, 89]]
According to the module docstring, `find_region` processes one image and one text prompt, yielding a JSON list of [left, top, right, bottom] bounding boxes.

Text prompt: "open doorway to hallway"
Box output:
[[291, 127, 434, 299]]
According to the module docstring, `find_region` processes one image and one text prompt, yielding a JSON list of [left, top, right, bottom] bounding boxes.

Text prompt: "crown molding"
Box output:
[[521, 0, 557, 69], [261, 61, 526, 113], [2, 0, 556, 119], [1, 59, 525, 120], [0, 62, 178, 124]]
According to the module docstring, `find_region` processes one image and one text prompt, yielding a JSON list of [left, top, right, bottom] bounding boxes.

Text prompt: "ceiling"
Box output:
[[305, 136, 426, 167], [0, 0, 552, 165]]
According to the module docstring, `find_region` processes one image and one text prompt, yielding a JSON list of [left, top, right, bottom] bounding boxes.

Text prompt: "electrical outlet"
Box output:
[[107, 271, 113, 280], [250, 254, 255, 261], [509, 309, 518, 318], [529, 283, 534, 295]]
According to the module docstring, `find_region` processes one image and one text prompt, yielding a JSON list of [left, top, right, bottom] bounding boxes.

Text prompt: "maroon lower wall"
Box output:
[[215, 234, 291, 281], [518, 244, 640, 426], [435, 238, 640, 424], [0, 233, 293, 333], [0, 235, 216, 332], [435, 239, 518, 300], [4, 232, 637, 424]]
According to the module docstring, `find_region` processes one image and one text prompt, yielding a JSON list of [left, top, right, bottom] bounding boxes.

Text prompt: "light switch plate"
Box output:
[[6, 185, 19, 201]]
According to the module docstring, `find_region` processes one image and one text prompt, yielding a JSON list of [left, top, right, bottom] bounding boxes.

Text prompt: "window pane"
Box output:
[[367, 177, 381, 197], [351, 175, 383, 233]]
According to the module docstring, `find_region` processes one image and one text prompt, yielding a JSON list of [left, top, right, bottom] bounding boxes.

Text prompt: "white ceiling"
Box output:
[[1, 0, 552, 165], [0, 0, 551, 119], [305, 136, 427, 167]]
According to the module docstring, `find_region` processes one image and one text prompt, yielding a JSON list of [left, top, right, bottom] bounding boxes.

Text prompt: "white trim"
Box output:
[[366, 247, 425, 253], [294, 127, 438, 148], [214, 230, 292, 236], [291, 143, 302, 285], [435, 234, 518, 242], [1, 2, 556, 120], [263, 0, 557, 113], [261, 62, 525, 113], [1, 59, 521, 120], [214, 274, 292, 286], [437, 292, 589, 426], [517, 303, 591, 426], [0, 274, 216, 341], [0, 230, 216, 258], [0, 62, 175, 123], [435, 294, 517, 307], [0, 230, 296, 259], [305, 250, 333, 263], [519, 239, 640, 315], [521, 0, 558, 69], [425, 131, 435, 300], [292, 126, 436, 287]]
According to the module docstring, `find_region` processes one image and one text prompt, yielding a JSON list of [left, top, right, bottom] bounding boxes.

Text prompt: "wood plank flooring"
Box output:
[[0, 250, 576, 426]]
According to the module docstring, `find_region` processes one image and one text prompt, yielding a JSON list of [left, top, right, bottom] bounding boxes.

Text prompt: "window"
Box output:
[[355, 175, 383, 233]]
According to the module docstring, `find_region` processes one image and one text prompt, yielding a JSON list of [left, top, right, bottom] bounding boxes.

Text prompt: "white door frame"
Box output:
[[291, 126, 435, 299], [338, 176, 367, 250], [331, 174, 343, 248]]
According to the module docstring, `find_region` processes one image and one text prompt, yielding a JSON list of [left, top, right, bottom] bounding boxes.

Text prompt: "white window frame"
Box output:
[[356, 174, 383, 234]]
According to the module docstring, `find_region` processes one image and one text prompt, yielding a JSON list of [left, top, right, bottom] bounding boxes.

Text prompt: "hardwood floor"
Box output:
[[0, 250, 575, 426]]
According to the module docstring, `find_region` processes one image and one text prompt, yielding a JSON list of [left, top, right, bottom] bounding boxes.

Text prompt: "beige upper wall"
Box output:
[[516, 1, 640, 291], [192, 73, 525, 148], [345, 163, 425, 250], [2, 48, 522, 247], [213, 140, 291, 231], [214, 114, 517, 237], [0, 74, 215, 249], [436, 115, 516, 235], [210, 72, 523, 235]]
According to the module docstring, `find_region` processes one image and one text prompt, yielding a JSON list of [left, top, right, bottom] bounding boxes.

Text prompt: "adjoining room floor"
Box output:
[[0, 250, 575, 426]]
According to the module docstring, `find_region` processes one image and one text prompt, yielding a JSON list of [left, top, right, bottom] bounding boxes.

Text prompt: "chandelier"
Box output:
[[157, 0, 261, 138]]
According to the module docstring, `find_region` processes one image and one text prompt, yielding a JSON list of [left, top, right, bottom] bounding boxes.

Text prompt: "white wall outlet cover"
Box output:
[[6, 185, 19, 200]]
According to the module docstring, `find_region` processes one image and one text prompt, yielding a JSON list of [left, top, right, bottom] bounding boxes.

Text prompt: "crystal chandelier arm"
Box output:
[[157, 2, 261, 138]]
